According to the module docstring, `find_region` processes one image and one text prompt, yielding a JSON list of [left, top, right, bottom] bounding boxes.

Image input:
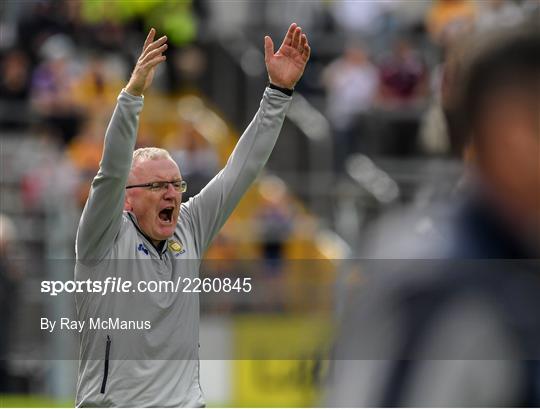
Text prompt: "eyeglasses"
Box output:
[[126, 180, 187, 193]]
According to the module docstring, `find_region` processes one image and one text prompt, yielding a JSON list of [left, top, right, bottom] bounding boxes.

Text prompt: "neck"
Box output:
[[127, 213, 166, 252]]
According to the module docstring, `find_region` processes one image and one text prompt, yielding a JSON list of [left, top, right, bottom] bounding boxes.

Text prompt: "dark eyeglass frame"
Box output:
[[125, 180, 187, 193]]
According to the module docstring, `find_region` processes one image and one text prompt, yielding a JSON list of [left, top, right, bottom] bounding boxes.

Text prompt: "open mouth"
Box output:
[[158, 207, 174, 223]]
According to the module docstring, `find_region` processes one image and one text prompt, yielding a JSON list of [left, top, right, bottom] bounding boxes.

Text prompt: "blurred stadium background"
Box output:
[[0, 0, 537, 407]]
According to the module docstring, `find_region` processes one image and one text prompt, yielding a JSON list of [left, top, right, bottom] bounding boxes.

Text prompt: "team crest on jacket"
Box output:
[[168, 240, 185, 255]]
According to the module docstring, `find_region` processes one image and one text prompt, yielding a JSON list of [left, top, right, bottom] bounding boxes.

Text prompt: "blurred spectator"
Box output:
[[377, 39, 427, 108], [424, 32, 471, 156], [476, 0, 524, 32], [418, 98, 451, 155], [385, 1, 432, 33], [418, 47, 453, 155], [264, 0, 322, 34], [67, 116, 106, 207], [204, 228, 240, 261], [426, 0, 476, 47], [373, 39, 428, 156], [0, 49, 32, 129], [256, 176, 294, 273], [0, 50, 31, 101], [331, 1, 392, 40], [16, 1, 75, 60], [328, 23, 540, 406], [71, 53, 125, 110], [30, 34, 84, 146], [67, 116, 105, 173], [20, 127, 79, 212], [322, 45, 379, 170], [0, 214, 20, 392], [167, 121, 220, 200], [255, 176, 294, 311], [201, 228, 240, 313], [169, 45, 208, 92]]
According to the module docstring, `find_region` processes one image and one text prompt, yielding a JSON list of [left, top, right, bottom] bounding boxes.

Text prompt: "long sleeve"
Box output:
[[76, 91, 144, 263], [182, 87, 292, 257]]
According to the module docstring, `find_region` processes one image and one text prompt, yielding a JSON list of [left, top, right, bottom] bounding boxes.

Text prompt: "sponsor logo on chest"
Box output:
[[168, 239, 186, 257]]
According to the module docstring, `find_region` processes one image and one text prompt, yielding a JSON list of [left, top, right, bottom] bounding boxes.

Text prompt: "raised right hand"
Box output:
[[125, 28, 168, 96]]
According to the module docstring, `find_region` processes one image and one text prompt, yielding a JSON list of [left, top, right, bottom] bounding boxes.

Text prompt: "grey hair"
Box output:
[[128, 148, 176, 185], [132, 147, 173, 164]]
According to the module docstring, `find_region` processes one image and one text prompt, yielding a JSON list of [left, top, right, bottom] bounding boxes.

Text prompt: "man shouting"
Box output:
[[75, 24, 310, 407]]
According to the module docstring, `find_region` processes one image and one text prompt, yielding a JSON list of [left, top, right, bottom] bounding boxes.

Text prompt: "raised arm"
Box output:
[[183, 24, 311, 256], [76, 29, 168, 262]]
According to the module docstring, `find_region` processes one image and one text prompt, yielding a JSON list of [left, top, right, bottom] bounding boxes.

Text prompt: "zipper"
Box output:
[[100, 335, 111, 394]]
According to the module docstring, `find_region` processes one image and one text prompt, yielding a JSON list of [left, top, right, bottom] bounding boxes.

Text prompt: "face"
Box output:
[[124, 158, 182, 244], [473, 85, 539, 229]]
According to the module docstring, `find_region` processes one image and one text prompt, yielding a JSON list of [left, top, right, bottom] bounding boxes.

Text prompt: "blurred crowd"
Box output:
[[1, 0, 536, 207], [2, 0, 538, 171], [319, 0, 538, 165]]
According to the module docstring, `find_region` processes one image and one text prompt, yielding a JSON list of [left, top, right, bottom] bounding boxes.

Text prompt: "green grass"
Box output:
[[0, 395, 74, 408]]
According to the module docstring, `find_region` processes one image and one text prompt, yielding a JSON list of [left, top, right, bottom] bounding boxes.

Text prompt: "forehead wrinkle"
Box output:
[[129, 158, 181, 184]]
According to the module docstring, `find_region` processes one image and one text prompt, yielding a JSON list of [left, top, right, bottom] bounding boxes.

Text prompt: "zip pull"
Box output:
[[100, 335, 111, 394]]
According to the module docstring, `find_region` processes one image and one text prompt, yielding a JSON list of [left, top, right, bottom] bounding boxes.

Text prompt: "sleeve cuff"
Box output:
[[121, 88, 144, 100], [268, 83, 294, 97]]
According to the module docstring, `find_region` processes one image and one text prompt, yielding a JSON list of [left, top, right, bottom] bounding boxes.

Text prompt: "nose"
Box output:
[[163, 182, 179, 199]]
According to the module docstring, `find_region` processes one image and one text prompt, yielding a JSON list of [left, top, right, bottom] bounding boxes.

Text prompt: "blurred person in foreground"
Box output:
[[75, 24, 310, 407], [327, 23, 540, 406]]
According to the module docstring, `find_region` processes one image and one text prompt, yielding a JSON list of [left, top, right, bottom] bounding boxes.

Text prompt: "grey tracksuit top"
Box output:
[[74, 88, 291, 407]]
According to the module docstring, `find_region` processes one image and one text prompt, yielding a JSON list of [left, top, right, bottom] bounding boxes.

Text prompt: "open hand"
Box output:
[[264, 23, 311, 90], [125, 28, 168, 96]]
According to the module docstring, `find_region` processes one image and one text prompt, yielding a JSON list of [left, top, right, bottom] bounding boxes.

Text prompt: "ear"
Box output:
[[124, 194, 132, 211]]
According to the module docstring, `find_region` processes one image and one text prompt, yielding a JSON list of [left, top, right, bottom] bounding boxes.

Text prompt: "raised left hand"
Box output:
[[264, 23, 311, 90]]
